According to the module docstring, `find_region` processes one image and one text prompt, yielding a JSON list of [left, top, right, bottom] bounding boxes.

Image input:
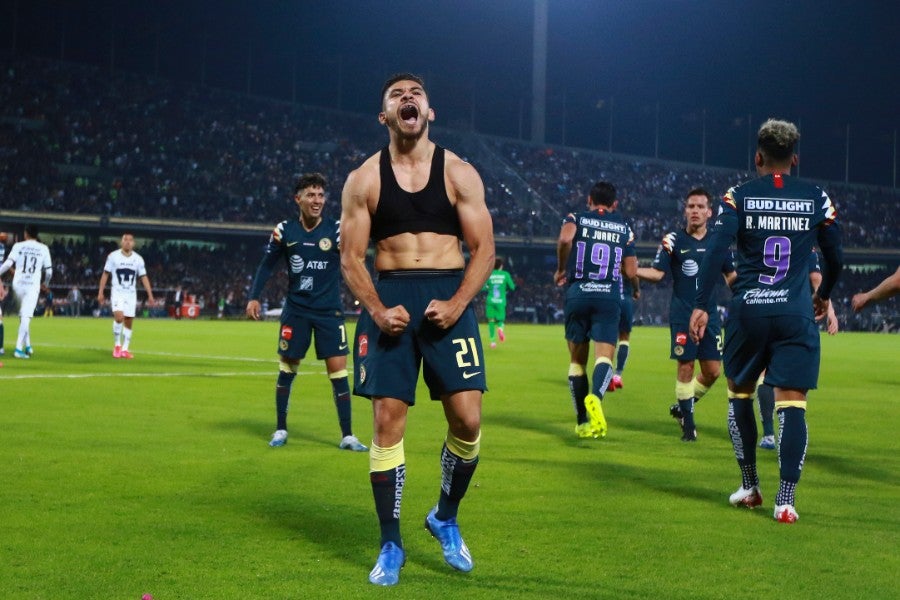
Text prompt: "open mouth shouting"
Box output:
[[399, 103, 419, 126]]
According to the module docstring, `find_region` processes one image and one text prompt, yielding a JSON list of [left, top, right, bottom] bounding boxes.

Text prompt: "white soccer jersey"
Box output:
[[103, 249, 147, 298], [7, 240, 52, 290]]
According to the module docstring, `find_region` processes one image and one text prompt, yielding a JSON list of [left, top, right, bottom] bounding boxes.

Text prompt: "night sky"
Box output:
[[3, 0, 898, 186]]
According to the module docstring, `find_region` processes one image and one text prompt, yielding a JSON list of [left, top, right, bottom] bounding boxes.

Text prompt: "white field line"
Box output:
[[1, 343, 355, 380]]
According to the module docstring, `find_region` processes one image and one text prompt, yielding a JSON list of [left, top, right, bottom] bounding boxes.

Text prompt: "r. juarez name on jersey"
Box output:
[[563, 208, 636, 300], [251, 218, 342, 314], [651, 229, 734, 322]]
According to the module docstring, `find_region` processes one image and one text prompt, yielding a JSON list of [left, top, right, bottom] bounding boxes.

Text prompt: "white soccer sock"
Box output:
[[113, 321, 123, 346], [17, 316, 31, 350], [122, 327, 133, 351]]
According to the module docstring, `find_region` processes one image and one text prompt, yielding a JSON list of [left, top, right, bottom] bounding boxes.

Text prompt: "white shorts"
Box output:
[[13, 282, 40, 318], [111, 293, 138, 318]]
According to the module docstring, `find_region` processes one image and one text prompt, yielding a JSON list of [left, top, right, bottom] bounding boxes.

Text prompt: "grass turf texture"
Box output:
[[0, 318, 896, 599]]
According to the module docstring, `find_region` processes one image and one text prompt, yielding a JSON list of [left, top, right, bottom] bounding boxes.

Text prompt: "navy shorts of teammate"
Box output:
[[353, 270, 487, 404], [565, 297, 621, 346], [724, 315, 820, 390], [669, 318, 721, 361], [278, 308, 348, 361]]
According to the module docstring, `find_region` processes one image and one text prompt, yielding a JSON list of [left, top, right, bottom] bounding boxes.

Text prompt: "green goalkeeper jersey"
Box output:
[[483, 269, 515, 307]]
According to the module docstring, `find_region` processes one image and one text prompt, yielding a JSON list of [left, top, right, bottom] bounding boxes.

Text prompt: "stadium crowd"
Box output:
[[1, 55, 897, 331]]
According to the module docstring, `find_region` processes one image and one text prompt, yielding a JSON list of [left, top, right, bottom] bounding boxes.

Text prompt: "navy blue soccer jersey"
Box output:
[[563, 207, 636, 301], [696, 173, 841, 319], [249, 218, 342, 314], [651, 229, 734, 322]]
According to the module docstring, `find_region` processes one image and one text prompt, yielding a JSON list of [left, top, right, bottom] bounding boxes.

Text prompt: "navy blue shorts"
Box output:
[[618, 295, 634, 334], [724, 314, 820, 389], [670, 319, 722, 361], [278, 309, 348, 360], [564, 296, 621, 345], [353, 270, 487, 405]]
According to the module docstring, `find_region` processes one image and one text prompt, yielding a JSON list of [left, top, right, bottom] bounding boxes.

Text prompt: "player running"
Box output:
[[636, 188, 736, 441], [481, 258, 515, 348], [555, 181, 637, 439]]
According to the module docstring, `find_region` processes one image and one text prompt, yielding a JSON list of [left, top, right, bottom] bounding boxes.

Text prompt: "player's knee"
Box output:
[[279, 359, 299, 374]]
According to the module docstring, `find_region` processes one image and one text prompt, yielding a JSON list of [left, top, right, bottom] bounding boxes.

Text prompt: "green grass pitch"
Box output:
[[0, 317, 896, 599]]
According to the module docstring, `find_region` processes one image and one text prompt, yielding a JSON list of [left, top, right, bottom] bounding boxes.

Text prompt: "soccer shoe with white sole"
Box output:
[[368, 542, 405, 586], [425, 507, 473, 572], [25, 345, 33, 356], [14, 348, 29, 359], [269, 429, 288, 447], [773, 504, 799, 523], [575, 422, 597, 439], [759, 435, 776, 450], [120, 350, 134, 359], [729, 485, 763, 509], [113, 345, 122, 358], [489, 342, 497, 349], [339, 435, 369, 452], [584, 394, 607, 438]]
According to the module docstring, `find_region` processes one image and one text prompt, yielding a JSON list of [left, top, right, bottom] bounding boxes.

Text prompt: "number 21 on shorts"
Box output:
[[452, 337, 481, 368]]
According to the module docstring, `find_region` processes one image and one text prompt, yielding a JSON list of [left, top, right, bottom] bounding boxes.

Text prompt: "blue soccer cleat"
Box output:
[[268, 429, 287, 447], [339, 435, 369, 452], [758, 435, 776, 450], [14, 348, 29, 359], [368, 542, 405, 586], [425, 507, 473, 572], [25, 345, 33, 356]]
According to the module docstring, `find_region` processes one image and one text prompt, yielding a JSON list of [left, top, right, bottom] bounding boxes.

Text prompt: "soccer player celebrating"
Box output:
[[481, 257, 515, 348], [0, 225, 52, 358], [98, 233, 155, 359], [246, 172, 367, 453], [690, 119, 843, 523], [555, 182, 637, 439], [341, 74, 494, 585], [636, 189, 736, 441]]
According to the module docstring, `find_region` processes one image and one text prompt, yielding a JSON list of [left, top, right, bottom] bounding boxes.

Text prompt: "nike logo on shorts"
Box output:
[[462, 371, 482, 379]]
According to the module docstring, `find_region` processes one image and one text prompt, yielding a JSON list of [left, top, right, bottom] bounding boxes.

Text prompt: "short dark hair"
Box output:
[[381, 73, 427, 102], [494, 258, 504, 270], [685, 187, 712, 206], [24, 224, 39, 239], [757, 119, 800, 163], [588, 182, 617, 207], [294, 172, 327, 196]]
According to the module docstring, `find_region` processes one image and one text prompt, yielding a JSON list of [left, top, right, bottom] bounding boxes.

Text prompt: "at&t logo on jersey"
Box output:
[[681, 259, 699, 277], [290, 255, 305, 273]]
